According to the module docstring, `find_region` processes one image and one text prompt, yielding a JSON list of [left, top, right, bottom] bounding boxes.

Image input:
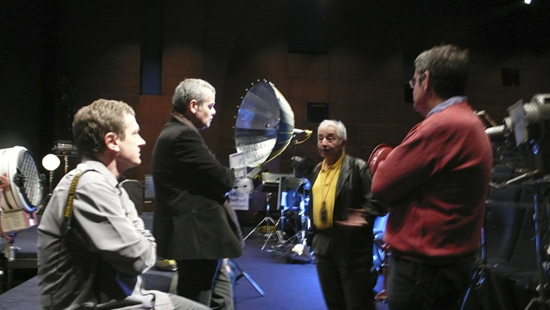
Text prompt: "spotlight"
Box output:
[[0, 146, 43, 234], [234, 80, 297, 167]]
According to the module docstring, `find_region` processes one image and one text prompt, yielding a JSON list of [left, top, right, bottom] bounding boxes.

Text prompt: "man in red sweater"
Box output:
[[371, 45, 493, 310]]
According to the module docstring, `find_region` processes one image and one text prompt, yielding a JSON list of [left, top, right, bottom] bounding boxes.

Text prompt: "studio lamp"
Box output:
[[234, 80, 313, 253], [42, 154, 60, 195], [0, 146, 43, 216], [0, 146, 44, 260], [235, 80, 311, 168]]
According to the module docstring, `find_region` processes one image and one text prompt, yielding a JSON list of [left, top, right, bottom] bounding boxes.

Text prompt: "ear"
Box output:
[[104, 132, 120, 152], [422, 70, 430, 90], [188, 99, 199, 114], [341, 139, 347, 149]]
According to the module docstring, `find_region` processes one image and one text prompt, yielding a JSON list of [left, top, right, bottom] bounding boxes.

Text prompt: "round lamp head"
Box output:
[[42, 154, 61, 172], [0, 146, 44, 212]]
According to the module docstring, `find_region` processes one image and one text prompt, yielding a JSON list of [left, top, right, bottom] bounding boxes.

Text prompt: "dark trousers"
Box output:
[[176, 259, 221, 306], [386, 255, 475, 310], [315, 252, 375, 310]]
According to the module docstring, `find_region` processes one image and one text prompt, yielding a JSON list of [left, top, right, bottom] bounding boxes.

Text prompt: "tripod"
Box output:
[[461, 171, 539, 310], [243, 192, 279, 250], [460, 213, 489, 310], [268, 135, 309, 250], [524, 178, 550, 310], [268, 187, 313, 261], [279, 183, 310, 246], [264, 179, 287, 250], [230, 259, 265, 296]]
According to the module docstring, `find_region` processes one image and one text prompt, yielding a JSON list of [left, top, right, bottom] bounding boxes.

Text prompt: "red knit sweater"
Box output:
[[372, 102, 492, 264]]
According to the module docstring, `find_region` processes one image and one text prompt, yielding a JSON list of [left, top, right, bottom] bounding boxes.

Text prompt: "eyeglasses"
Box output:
[[409, 73, 426, 89]]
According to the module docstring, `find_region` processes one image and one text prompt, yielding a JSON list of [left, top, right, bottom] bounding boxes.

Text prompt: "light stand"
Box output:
[[243, 172, 293, 251], [232, 79, 314, 258], [37, 154, 61, 215], [274, 134, 300, 246], [259, 192, 280, 251], [276, 134, 300, 247], [243, 192, 277, 248], [263, 180, 286, 251], [286, 139, 314, 254], [271, 135, 314, 261]]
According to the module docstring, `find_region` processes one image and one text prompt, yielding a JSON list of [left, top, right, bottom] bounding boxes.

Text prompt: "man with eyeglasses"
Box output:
[[307, 120, 388, 310], [371, 44, 493, 309]]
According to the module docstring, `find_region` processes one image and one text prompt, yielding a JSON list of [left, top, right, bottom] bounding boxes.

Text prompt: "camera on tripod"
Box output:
[[481, 93, 550, 309], [485, 94, 550, 175]]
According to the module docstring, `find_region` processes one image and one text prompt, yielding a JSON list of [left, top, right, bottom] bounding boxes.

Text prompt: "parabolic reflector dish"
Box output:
[[235, 81, 295, 167], [0, 146, 43, 213]]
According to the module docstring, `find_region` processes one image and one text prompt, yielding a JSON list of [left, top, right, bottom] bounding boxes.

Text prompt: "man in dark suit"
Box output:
[[152, 78, 242, 308], [308, 120, 388, 310]]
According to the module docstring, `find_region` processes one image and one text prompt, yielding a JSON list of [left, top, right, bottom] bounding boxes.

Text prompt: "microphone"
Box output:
[[293, 129, 312, 135]]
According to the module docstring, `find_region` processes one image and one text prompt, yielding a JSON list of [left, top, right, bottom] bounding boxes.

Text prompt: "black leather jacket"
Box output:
[[307, 154, 388, 256]]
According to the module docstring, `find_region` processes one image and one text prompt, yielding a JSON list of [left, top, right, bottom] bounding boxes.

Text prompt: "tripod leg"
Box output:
[[261, 218, 280, 250], [461, 266, 481, 310], [244, 217, 269, 240], [238, 272, 266, 296], [231, 260, 265, 296]]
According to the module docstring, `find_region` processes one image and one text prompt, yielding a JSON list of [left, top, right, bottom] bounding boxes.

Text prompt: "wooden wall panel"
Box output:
[[6, 1, 550, 187], [153, 0, 550, 184], [134, 95, 173, 179]]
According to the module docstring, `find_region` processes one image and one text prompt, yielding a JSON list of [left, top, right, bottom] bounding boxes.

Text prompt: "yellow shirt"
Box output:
[[312, 153, 345, 229]]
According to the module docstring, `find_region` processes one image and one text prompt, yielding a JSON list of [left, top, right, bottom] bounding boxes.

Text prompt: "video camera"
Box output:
[[484, 94, 550, 175]]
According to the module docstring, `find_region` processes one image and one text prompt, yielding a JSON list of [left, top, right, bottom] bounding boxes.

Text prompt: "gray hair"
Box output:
[[414, 44, 469, 99], [318, 120, 347, 141], [172, 78, 216, 114]]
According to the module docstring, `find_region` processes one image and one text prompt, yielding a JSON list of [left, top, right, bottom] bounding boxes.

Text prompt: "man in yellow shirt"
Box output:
[[308, 120, 388, 310]]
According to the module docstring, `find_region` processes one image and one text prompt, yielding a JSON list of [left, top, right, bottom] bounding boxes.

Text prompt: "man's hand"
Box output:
[[335, 209, 368, 227]]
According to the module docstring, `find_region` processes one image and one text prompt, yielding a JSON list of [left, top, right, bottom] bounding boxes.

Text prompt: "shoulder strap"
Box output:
[[61, 169, 93, 236]]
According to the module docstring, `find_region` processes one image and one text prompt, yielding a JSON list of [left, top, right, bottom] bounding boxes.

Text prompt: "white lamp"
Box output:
[[42, 154, 60, 195], [42, 154, 60, 172]]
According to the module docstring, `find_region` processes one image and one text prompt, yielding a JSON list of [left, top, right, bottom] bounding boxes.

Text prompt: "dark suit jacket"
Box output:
[[308, 154, 387, 260], [152, 115, 242, 260]]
